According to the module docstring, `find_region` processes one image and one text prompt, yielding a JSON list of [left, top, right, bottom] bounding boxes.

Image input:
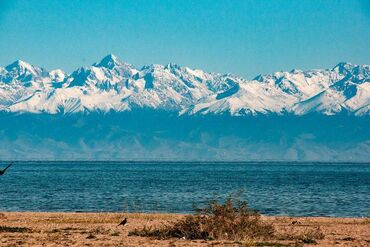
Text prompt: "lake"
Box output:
[[0, 162, 369, 217]]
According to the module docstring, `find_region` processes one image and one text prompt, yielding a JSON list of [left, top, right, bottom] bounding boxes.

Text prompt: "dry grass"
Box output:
[[254, 242, 291, 247], [0, 226, 32, 233], [129, 192, 274, 241], [276, 226, 325, 245], [0, 212, 368, 246]]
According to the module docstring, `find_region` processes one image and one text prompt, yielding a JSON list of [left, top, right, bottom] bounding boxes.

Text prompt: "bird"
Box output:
[[0, 163, 13, 176], [118, 217, 127, 226]]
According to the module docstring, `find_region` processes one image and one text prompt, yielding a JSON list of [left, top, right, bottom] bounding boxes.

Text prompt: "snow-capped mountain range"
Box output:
[[0, 54, 369, 116]]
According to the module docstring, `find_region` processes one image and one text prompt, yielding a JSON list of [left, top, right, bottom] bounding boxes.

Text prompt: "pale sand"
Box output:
[[0, 212, 369, 246]]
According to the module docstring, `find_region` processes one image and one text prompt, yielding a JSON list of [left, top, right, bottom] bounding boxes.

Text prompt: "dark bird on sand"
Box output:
[[0, 163, 13, 176], [118, 217, 127, 226]]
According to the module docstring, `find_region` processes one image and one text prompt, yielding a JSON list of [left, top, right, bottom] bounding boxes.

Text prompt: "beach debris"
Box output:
[[343, 237, 355, 241], [118, 217, 127, 226], [0, 163, 13, 176], [291, 220, 302, 225]]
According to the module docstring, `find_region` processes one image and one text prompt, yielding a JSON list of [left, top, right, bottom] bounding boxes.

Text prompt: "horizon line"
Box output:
[[2, 160, 369, 164]]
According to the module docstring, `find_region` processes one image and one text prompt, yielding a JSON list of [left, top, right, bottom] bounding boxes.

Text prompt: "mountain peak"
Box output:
[[4, 59, 42, 78], [5, 59, 33, 71], [93, 54, 123, 69], [332, 62, 355, 74], [290, 68, 302, 73]]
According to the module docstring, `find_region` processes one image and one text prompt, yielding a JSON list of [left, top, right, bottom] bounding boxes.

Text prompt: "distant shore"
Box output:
[[0, 212, 369, 246]]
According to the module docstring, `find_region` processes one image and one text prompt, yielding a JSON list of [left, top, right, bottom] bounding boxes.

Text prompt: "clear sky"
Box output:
[[0, 0, 369, 78]]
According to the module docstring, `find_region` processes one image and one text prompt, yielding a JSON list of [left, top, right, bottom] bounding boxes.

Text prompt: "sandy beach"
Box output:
[[0, 212, 369, 246]]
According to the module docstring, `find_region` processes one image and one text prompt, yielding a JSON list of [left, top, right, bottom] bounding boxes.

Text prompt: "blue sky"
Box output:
[[0, 0, 369, 78]]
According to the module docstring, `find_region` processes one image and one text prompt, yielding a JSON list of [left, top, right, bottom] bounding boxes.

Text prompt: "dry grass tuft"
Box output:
[[254, 242, 291, 247], [129, 192, 274, 241], [277, 226, 324, 244], [0, 226, 32, 233], [86, 233, 96, 239], [342, 236, 355, 241]]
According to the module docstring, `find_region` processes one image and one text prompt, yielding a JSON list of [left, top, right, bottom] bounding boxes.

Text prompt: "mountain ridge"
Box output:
[[0, 54, 369, 116]]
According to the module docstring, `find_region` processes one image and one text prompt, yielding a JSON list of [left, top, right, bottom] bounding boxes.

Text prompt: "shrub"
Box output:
[[129, 192, 274, 241]]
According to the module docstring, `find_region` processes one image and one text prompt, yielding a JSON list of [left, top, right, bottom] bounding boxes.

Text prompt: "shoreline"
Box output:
[[1, 211, 368, 218], [1, 212, 369, 246]]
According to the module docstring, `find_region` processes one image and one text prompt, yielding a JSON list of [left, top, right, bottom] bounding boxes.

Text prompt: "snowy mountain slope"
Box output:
[[292, 64, 370, 115], [0, 55, 369, 116]]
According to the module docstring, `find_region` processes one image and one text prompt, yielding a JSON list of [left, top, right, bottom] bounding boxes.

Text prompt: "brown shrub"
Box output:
[[129, 192, 274, 241]]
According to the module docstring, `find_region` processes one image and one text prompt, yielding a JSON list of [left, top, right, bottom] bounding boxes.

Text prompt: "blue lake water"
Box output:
[[0, 162, 369, 217]]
